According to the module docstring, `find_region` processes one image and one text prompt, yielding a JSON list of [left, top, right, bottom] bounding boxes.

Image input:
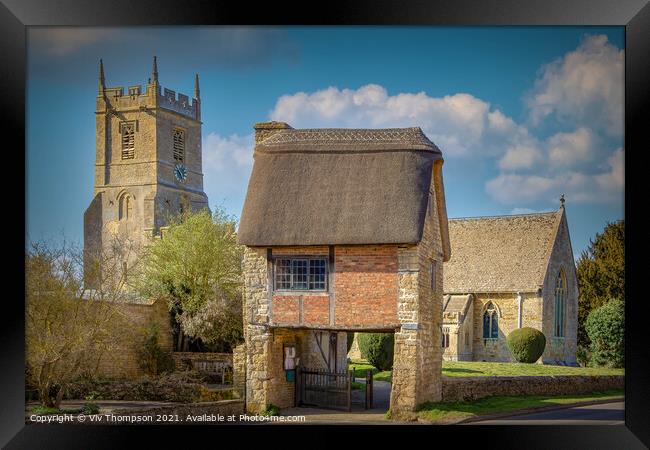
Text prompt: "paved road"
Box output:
[[467, 401, 625, 425]]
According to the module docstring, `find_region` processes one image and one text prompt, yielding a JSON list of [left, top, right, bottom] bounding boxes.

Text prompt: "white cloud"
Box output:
[[547, 127, 598, 167], [486, 148, 624, 205], [594, 147, 624, 196], [202, 133, 255, 210], [486, 174, 557, 204], [526, 34, 624, 136], [270, 84, 513, 157], [499, 144, 542, 170], [510, 207, 544, 215]]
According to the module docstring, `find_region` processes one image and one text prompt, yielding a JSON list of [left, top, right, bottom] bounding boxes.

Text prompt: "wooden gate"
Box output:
[[295, 366, 353, 411]]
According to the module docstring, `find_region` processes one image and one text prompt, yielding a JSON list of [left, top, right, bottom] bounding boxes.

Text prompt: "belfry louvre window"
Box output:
[[274, 257, 327, 291], [173, 128, 185, 162], [120, 122, 135, 159]]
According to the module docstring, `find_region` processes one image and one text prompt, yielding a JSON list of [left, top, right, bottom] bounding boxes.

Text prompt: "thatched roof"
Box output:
[[238, 123, 450, 252], [443, 209, 564, 294]]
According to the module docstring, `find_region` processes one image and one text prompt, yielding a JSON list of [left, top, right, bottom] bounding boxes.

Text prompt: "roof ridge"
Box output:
[[449, 210, 558, 221]]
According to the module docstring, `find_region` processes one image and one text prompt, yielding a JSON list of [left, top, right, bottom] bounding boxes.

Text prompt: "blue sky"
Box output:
[[26, 27, 624, 258]]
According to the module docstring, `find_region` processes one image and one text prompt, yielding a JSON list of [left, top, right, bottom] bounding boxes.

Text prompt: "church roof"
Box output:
[[238, 124, 450, 252], [443, 294, 473, 314], [443, 209, 564, 294]]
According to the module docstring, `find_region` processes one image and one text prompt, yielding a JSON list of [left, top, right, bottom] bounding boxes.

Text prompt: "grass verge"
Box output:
[[394, 389, 624, 423]]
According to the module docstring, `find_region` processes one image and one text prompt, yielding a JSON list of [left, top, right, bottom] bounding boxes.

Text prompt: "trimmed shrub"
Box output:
[[506, 327, 546, 363], [346, 332, 355, 353], [586, 298, 624, 368], [357, 333, 394, 371]]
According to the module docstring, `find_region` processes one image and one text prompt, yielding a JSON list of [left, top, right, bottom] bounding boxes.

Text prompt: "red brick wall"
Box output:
[[334, 245, 399, 328], [303, 295, 329, 326], [272, 296, 300, 324], [269, 245, 399, 329]]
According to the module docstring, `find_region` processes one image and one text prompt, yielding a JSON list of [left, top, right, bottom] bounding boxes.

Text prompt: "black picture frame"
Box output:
[[4, 0, 648, 447]]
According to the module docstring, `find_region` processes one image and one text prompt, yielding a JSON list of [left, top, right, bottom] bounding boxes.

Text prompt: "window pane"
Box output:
[[275, 259, 291, 290], [483, 312, 490, 339], [309, 259, 326, 290], [490, 313, 498, 338], [292, 259, 308, 290]]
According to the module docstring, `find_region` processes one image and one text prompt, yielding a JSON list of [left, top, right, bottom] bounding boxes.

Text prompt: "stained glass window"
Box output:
[[483, 303, 498, 340]]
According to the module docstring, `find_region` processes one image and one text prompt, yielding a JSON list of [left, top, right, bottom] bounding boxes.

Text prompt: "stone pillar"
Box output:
[[242, 246, 273, 414], [245, 324, 273, 413], [390, 246, 443, 412]]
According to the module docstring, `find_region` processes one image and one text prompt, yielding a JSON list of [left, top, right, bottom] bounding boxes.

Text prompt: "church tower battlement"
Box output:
[[85, 57, 209, 285]]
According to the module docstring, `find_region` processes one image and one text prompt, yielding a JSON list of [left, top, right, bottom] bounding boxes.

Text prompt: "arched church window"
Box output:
[[119, 194, 133, 220], [441, 327, 450, 348], [554, 269, 567, 337], [483, 303, 498, 339]]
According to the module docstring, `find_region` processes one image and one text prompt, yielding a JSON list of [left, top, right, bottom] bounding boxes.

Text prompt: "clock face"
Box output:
[[174, 164, 187, 183]]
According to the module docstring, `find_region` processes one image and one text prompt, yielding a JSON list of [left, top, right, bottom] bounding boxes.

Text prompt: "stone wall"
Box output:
[[96, 298, 173, 379], [471, 292, 543, 362], [391, 161, 444, 412], [441, 375, 624, 402], [232, 344, 246, 390], [541, 209, 579, 365], [172, 352, 232, 373]]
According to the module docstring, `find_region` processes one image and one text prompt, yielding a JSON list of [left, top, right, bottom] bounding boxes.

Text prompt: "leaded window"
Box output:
[[442, 327, 450, 348], [274, 257, 328, 291], [121, 122, 135, 159], [483, 303, 498, 339], [173, 128, 185, 162], [554, 269, 566, 337]]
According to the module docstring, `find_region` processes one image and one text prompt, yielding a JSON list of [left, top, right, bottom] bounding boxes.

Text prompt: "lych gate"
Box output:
[[237, 122, 451, 414]]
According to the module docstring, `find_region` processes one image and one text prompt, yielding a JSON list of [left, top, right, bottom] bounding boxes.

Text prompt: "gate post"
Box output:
[[347, 370, 353, 412], [366, 369, 373, 409], [295, 366, 302, 406]]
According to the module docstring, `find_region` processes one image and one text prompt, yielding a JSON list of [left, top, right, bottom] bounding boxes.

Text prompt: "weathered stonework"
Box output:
[[441, 375, 623, 402], [95, 298, 173, 379], [391, 161, 445, 411], [84, 59, 209, 286], [239, 124, 451, 415], [442, 207, 578, 365]]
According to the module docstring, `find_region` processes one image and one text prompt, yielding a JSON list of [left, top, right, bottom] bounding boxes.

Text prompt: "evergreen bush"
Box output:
[[506, 327, 546, 363], [357, 333, 394, 371]]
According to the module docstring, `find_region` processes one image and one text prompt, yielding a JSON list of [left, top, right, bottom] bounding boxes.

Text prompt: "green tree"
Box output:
[[586, 299, 624, 368], [135, 208, 244, 352], [357, 333, 394, 371], [576, 220, 624, 347]]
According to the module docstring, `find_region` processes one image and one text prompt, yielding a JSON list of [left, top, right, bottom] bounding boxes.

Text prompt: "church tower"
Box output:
[[84, 57, 209, 284]]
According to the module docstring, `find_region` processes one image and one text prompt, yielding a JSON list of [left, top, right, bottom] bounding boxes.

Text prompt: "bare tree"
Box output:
[[25, 236, 139, 408]]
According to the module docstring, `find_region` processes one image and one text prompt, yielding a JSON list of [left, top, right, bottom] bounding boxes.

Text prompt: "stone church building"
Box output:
[[441, 204, 578, 365], [84, 56, 209, 281], [237, 122, 451, 413], [82, 58, 208, 376]]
